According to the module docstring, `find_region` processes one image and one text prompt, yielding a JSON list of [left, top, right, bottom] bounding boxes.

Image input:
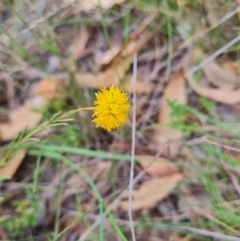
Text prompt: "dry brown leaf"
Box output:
[[186, 74, 240, 105], [237, 0, 240, 19], [95, 18, 155, 66], [32, 77, 61, 98], [0, 98, 46, 141], [83, 0, 125, 9], [95, 32, 153, 67], [0, 227, 8, 240], [0, 150, 26, 179], [76, 71, 152, 93], [219, 61, 240, 75], [95, 45, 122, 66], [177, 235, 193, 241], [138, 155, 180, 177], [119, 173, 184, 211], [120, 76, 152, 93], [77, 33, 153, 91], [203, 61, 240, 90], [0, 77, 61, 142], [76, 67, 127, 89], [154, 70, 186, 157], [62, 0, 125, 18], [68, 27, 89, 60], [0, 77, 62, 178]]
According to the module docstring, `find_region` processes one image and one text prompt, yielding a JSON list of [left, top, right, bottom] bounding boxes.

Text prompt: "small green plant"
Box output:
[[167, 100, 200, 136], [1, 195, 41, 237], [199, 96, 215, 112]]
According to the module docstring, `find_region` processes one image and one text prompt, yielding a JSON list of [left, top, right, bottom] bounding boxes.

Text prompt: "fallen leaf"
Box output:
[[0, 227, 8, 240], [203, 61, 240, 90], [0, 150, 26, 179], [95, 14, 156, 66], [32, 77, 61, 98], [154, 70, 186, 157], [237, 0, 240, 19], [138, 155, 180, 177], [84, 0, 125, 9], [219, 61, 240, 75], [177, 235, 193, 241], [0, 98, 46, 142], [95, 45, 122, 66], [63, 0, 125, 15], [119, 173, 184, 211], [0, 77, 62, 178], [0, 77, 63, 141], [120, 76, 152, 93], [99, 32, 153, 68], [76, 33, 153, 91], [186, 74, 240, 105], [68, 27, 89, 61]]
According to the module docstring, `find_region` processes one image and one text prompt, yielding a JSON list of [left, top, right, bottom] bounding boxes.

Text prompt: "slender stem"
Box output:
[[129, 54, 137, 241]]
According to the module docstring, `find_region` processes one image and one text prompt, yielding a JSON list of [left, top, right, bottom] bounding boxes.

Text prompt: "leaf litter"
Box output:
[[154, 69, 186, 158], [119, 173, 185, 211]]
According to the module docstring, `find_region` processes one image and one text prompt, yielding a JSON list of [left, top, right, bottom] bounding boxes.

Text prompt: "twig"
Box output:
[[166, 225, 240, 241], [187, 35, 240, 76], [128, 54, 137, 241], [68, 209, 240, 241], [180, 6, 240, 48], [77, 147, 168, 241]]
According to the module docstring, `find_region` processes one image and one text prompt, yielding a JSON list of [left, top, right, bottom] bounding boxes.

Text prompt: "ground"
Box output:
[[0, 0, 240, 240]]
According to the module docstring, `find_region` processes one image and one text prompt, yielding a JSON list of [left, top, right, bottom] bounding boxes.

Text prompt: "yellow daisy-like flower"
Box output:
[[93, 86, 130, 131]]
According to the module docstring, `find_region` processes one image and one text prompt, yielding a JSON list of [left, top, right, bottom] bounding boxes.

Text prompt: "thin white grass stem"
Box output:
[[188, 35, 240, 76], [128, 54, 137, 241], [78, 146, 165, 240]]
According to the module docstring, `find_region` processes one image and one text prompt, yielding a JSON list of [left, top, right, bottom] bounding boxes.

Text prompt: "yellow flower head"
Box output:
[[93, 86, 130, 131]]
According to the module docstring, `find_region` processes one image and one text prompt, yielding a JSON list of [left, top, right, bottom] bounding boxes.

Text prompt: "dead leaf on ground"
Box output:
[[95, 13, 157, 66], [138, 155, 180, 177], [236, 0, 240, 19], [203, 61, 240, 90], [0, 227, 8, 240], [154, 70, 186, 158], [0, 77, 62, 142], [219, 61, 240, 75], [95, 45, 122, 66], [0, 98, 46, 142], [63, 0, 125, 18], [186, 73, 240, 105], [32, 77, 61, 98], [119, 173, 184, 211], [68, 27, 89, 61], [76, 33, 153, 92], [0, 77, 62, 178], [0, 150, 26, 179]]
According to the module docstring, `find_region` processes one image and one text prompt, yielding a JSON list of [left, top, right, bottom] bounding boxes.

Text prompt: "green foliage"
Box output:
[[1, 196, 40, 237], [199, 96, 215, 112], [40, 39, 60, 55], [167, 100, 200, 136]]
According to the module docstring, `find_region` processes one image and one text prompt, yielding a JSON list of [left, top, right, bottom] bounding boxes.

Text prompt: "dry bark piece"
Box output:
[[119, 173, 184, 211]]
